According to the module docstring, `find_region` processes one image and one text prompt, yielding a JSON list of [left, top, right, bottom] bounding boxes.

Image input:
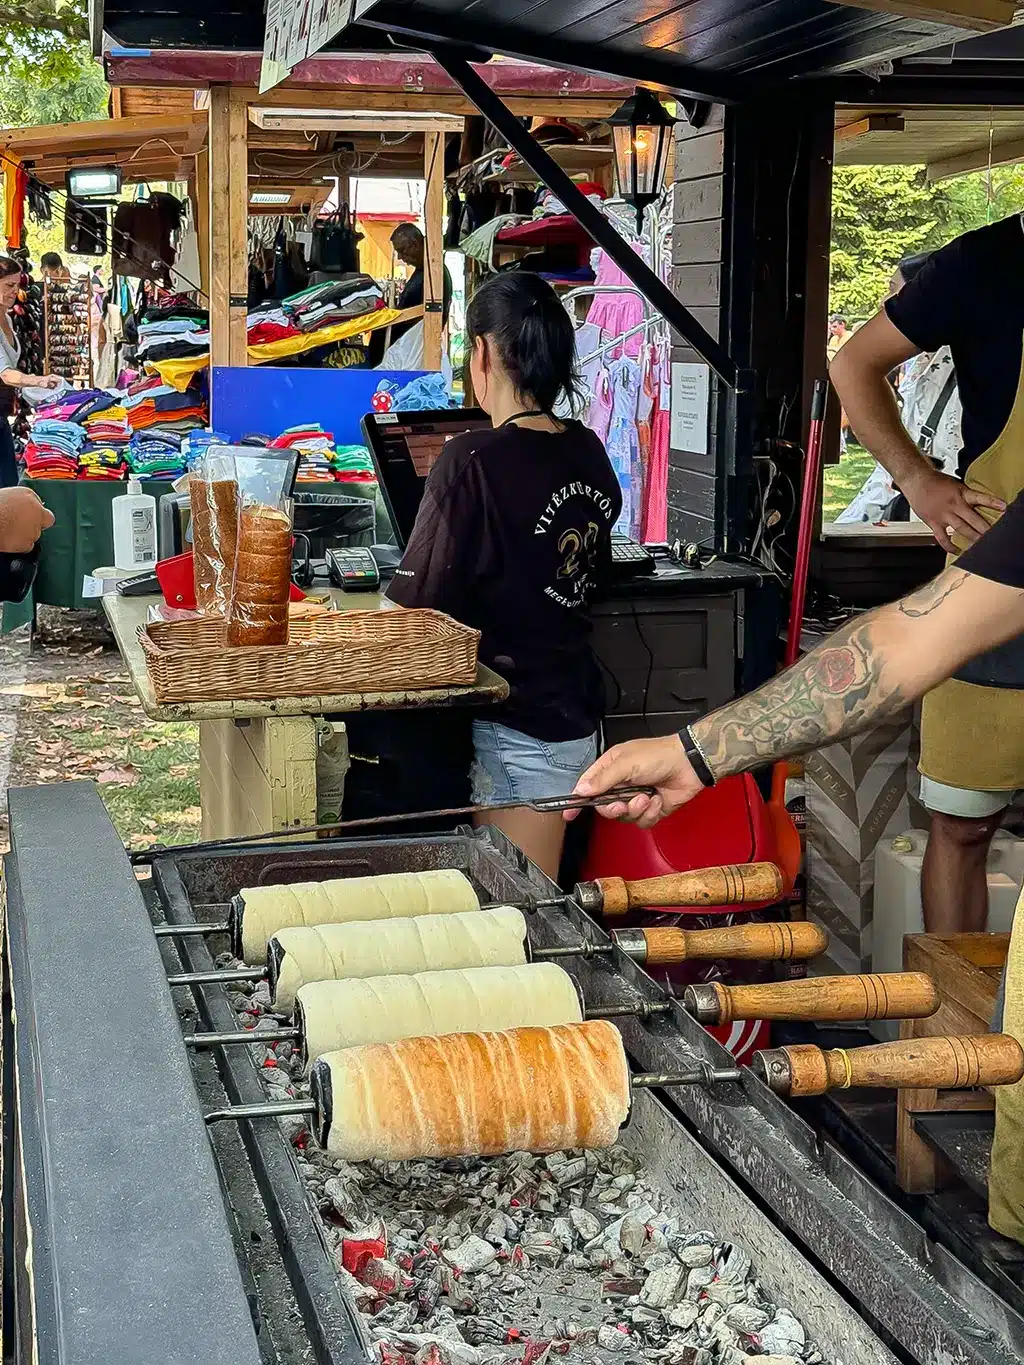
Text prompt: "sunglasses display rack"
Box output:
[[44, 278, 93, 389]]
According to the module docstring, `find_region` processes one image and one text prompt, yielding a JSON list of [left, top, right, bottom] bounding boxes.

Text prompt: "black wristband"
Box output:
[[679, 725, 715, 788]]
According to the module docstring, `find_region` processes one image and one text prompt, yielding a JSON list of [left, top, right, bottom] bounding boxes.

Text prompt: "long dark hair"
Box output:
[[466, 272, 580, 414], [0, 258, 20, 281]]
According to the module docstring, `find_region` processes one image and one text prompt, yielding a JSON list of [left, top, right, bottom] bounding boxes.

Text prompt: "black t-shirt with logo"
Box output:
[[386, 420, 622, 741], [885, 214, 1024, 478]]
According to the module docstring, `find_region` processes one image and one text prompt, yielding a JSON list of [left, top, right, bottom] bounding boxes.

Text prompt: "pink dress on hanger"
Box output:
[[641, 341, 670, 544], [586, 250, 645, 359], [586, 365, 614, 443]]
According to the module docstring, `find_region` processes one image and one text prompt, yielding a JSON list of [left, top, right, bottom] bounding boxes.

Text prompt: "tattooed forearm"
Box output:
[[897, 569, 967, 618], [691, 611, 908, 780]]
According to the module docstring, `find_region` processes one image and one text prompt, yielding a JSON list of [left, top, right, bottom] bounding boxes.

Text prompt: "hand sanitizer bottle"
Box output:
[[112, 478, 158, 571]]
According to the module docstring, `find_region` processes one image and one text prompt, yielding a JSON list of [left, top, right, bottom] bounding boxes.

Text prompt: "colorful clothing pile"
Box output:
[[127, 431, 186, 480], [23, 419, 86, 479], [270, 425, 338, 483]]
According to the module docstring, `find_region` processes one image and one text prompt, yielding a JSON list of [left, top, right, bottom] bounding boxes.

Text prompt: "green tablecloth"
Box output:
[[3, 478, 175, 632]]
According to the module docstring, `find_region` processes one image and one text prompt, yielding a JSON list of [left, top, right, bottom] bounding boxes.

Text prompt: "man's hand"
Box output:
[[901, 466, 1004, 553], [0, 487, 54, 553], [37, 374, 61, 389], [569, 734, 703, 829]]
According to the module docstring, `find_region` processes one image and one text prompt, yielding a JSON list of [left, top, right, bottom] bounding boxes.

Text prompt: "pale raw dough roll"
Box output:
[[296, 963, 583, 1067], [311, 1020, 631, 1161], [270, 906, 528, 1012], [239, 868, 479, 963]]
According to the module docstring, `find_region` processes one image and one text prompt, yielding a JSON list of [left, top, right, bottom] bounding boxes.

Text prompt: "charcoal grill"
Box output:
[[6, 781, 1024, 1365]]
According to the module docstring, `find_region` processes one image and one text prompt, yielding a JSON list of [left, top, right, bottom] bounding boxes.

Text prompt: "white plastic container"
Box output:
[[112, 478, 157, 572], [870, 827, 1024, 1038]]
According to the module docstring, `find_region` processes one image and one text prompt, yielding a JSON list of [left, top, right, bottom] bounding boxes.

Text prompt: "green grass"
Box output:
[[822, 443, 876, 523], [82, 718, 202, 846]]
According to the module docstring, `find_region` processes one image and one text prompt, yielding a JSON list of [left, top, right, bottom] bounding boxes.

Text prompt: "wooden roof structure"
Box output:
[[835, 104, 1024, 180]]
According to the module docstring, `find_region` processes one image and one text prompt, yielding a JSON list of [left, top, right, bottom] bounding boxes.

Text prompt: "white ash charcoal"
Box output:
[[630, 1306, 662, 1326], [443, 1237, 496, 1274], [482, 1214, 509, 1245], [710, 1323, 741, 1353], [519, 1231, 561, 1264], [642, 1251, 673, 1272], [334, 1260, 378, 1309], [596, 1324, 632, 1351], [551, 1156, 589, 1187], [759, 1311, 806, 1357], [664, 1303, 699, 1332], [267, 1083, 294, 1103], [753, 1358, 802, 1365], [724, 1303, 769, 1335], [685, 1266, 717, 1300], [609, 1257, 635, 1278], [662, 1335, 707, 1364], [716, 1245, 752, 1285], [697, 1303, 723, 1330], [588, 1248, 613, 1270], [569, 1207, 603, 1242], [639, 1265, 684, 1309], [564, 1253, 591, 1271], [705, 1281, 743, 1308], [619, 1215, 649, 1258], [673, 1243, 714, 1270], [552, 1216, 575, 1250], [362, 1258, 410, 1296], [611, 1174, 636, 1193]]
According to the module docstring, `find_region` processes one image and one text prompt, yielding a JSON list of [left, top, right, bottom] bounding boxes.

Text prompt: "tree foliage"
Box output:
[[0, 0, 90, 83], [0, 44, 108, 127], [829, 163, 1023, 320]]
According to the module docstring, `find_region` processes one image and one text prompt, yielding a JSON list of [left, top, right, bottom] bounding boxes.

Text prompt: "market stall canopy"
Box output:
[[835, 103, 1024, 180], [91, 0, 1015, 100]]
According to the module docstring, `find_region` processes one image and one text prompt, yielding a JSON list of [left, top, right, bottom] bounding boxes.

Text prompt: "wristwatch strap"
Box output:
[[679, 725, 715, 788]]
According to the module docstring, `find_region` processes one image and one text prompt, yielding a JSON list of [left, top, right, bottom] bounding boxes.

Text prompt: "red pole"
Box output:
[[784, 379, 829, 668], [771, 378, 829, 809]]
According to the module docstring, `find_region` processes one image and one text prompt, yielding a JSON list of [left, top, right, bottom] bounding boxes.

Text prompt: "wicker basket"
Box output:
[[139, 609, 480, 704]]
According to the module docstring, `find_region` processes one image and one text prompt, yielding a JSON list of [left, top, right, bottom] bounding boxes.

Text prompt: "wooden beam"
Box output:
[[195, 146, 210, 300], [228, 88, 248, 367], [927, 132, 1024, 179], [1, 112, 205, 153], [209, 86, 232, 369], [244, 87, 624, 118], [826, 0, 1015, 31], [423, 130, 445, 373], [110, 86, 123, 120], [834, 114, 905, 141], [250, 109, 463, 134]]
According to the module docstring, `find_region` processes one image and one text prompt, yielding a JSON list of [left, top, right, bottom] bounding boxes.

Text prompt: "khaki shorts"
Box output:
[[918, 774, 1018, 820]]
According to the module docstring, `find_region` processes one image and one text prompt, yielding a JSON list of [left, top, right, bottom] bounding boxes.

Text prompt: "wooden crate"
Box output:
[[897, 932, 1008, 1192]]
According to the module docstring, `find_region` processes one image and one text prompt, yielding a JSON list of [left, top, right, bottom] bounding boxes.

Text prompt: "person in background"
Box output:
[[390, 223, 452, 341], [0, 258, 59, 487], [827, 315, 853, 452], [828, 214, 1024, 938], [39, 252, 69, 282], [386, 272, 621, 878], [837, 252, 961, 524]]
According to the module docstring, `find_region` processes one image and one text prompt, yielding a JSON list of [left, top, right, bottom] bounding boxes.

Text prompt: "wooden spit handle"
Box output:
[[684, 972, 939, 1025], [755, 1034, 1024, 1098], [637, 921, 827, 966], [586, 862, 784, 917]]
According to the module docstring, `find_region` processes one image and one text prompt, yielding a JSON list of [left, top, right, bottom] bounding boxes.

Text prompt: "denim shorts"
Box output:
[[471, 720, 599, 804]]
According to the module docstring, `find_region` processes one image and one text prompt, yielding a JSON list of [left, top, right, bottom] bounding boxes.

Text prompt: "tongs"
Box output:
[[128, 785, 655, 862]]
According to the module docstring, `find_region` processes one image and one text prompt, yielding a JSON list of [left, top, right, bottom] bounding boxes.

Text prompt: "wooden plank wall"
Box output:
[[670, 107, 725, 545]]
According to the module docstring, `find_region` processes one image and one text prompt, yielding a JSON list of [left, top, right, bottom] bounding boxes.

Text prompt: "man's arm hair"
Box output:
[[692, 567, 1024, 779]]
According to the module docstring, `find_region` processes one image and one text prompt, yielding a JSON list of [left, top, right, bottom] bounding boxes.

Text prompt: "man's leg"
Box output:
[[919, 778, 1011, 934]]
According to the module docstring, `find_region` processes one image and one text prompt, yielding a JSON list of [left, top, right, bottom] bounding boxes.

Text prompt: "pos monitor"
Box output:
[[361, 407, 490, 549]]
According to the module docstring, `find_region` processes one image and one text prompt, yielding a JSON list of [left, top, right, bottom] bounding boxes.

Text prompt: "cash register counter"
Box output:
[[103, 589, 508, 840]]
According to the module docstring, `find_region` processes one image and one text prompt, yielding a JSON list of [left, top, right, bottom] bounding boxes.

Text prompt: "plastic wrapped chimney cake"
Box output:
[[227, 497, 292, 646]]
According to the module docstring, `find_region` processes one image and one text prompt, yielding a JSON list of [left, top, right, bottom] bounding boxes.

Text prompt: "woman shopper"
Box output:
[[0, 258, 59, 487], [387, 272, 621, 877]]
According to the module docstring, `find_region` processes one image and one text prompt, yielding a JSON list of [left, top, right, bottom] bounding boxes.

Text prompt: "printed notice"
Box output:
[[261, 0, 355, 92], [670, 363, 710, 455]]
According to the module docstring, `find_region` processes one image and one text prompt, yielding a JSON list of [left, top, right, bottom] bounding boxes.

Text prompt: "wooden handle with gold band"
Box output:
[[683, 971, 939, 1025], [754, 1034, 1024, 1098], [637, 921, 827, 966], [587, 862, 785, 916]]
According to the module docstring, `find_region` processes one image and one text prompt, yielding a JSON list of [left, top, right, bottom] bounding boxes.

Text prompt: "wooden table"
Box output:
[[897, 932, 1008, 1193], [104, 591, 508, 839]]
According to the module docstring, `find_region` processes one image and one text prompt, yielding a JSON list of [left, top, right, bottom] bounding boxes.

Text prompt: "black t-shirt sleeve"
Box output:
[[884, 238, 968, 354], [385, 446, 484, 619], [955, 492, 1024, 590]]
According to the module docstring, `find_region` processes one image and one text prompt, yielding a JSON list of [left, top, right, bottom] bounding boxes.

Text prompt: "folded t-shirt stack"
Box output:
[[22, 418, 86, 479], [246, 275, 384, 344], [127, 429, 186, 479]]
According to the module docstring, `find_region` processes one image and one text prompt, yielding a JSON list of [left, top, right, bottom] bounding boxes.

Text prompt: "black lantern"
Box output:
[[606, 88, 676, 231]]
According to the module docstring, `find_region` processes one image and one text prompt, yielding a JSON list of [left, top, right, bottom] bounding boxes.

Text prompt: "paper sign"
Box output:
[[82, 575, 115, 598], [260, 0, 355, 92], [670, 363, 710, 455]]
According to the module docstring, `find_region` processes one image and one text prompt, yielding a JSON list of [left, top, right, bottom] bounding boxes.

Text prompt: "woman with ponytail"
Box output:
[[387, 272, 621, 876]]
